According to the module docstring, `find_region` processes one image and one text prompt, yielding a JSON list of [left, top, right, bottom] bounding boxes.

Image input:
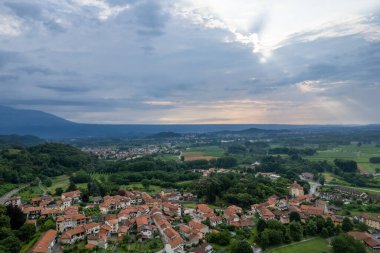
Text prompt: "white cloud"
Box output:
[[0, 14, 22, 36], [73, 0, 129, 20], [171, 0, 380, 58]]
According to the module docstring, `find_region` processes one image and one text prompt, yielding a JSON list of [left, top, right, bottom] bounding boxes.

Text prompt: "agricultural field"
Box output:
[[305, 144, 380, 173], [266, 237, 331, 253], [183, 145, 224, 161]]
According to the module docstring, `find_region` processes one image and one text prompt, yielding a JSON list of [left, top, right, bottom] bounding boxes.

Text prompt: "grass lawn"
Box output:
[[46, 175, 70, 193], [305, 144, 380, 173], [266, 237, 331, 253]]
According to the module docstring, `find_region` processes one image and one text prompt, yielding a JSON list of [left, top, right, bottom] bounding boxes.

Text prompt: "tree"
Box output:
[[6, 205, 25, 230], [0, 236, 21, 253], [321, 228, 329, 238], [16, 223, 35, 242], [232, 240, 251, 253], [0, 215, 10, 229], [305, 220, 318, 236], [342, 217, 353, 232], [205, 231, 230, 246], [289, 221, 303, 241], [331, 234, 366, 253], [141, 179, 150, 189], [55, 187, 63, 196], [356, 222, 368, 232], [319, 175, 325, 186], [289, 212, 301, 222], [66, 180, 77, 192], [41, 219, 55, 232], [257, 219, 267, 233]]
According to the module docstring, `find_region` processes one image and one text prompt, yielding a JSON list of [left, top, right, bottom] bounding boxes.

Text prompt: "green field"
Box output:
[[155, 154, 180, 161], [46, 175, 71, 193], [187, 145, 225, 157], [121, 183, 162, 195], [306, 144, 380, 173], [19, 185, 43, 202], [266, 238, 331, 253]]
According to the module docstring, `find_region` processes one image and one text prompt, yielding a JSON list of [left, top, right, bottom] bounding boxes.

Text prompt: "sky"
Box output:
[[0, 0, 380, 124]]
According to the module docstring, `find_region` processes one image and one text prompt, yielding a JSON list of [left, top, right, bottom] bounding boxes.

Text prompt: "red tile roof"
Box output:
[[32, 229, 56, 253]]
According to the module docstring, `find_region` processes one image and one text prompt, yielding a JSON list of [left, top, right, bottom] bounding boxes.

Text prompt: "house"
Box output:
[[362, 214, 380, 230], [83, 222, 100, 235], [163, 228, 184, 252], [136, 215, 152, 239], [191, 243, 214, 253], [186, 233, 200, 246], [196, 204, 214, 220], [23, 206, 43, 219], [314, 200, 328, 214], [56, 213, 88, 232], [100, 195, 131, 214], [253, 206, 275, 221], [348, 231, 380, 250], [62, 198, 71, 209], [335, 186, 368, 199], [179, 224, 192, 238], [189, 220, 209, 235], [31, 229, 56, 253], [4, 196, 21, 207], [300, 205, 324, 217], [87, 231, 108, 250], [289, 181, 304, 198], [93, 196, 103, 204], [61, 226, 86, 245], [61, 190, 81, 203], [301, 172, 314, 181], [162, 202, 181, 217], [210, 216, 223, 227], [105, 217, 119, 234]]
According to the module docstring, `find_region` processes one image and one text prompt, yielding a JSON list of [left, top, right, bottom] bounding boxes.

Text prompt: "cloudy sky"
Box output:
[[1, 0, 380, 124]]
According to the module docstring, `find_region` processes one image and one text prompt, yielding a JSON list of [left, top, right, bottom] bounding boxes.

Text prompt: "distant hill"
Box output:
[[211, 127, 289, 136], [1, 105, 380, 139], [0, 135, 45, 148], [147, 132, 182, 139]]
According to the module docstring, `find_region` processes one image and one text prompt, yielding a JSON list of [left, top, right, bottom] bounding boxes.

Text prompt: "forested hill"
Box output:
[[0, 135, 45, 148], [0, 143, 95, 184]]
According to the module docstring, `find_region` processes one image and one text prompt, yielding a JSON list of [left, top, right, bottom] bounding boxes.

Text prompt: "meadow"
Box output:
[[266, 237, 331, 253], [183, 145, 225, 161], [305, 144, 380, 173]]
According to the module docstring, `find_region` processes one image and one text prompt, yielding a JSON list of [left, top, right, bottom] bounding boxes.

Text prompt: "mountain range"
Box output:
[[1, 105, 379, 139]]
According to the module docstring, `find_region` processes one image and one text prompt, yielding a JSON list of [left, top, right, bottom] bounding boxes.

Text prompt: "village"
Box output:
[[4, 171, 380, 253]]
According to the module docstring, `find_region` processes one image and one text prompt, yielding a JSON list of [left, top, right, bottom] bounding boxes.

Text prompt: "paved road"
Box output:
[[0, 184, 29, 205], [299, 175, 321, 195]]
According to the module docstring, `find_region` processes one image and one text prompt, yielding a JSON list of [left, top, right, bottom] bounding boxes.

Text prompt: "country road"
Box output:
[[0, 184, 29, 205]]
